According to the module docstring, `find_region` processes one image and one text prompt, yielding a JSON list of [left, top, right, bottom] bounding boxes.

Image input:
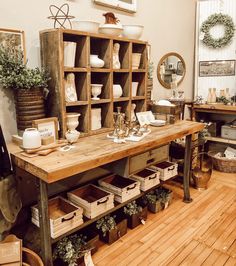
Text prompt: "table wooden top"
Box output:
[[193, 104, 236, 114], [11, 120, 204, 183]]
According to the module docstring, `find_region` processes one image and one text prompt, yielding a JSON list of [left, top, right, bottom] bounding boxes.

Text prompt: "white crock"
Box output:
[[90, 55, 105, 68], [64, 42, 77, 67], [22, 128, 41, 149], [113, 84, 123, 98]]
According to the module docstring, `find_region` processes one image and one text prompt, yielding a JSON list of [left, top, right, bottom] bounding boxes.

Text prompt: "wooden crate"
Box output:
[[98, 174, 140, 203], [131, 168, 160, 191], [0, 235, 22, 266], [67, 184, 114, 219], [126, 206, 148, 229], [31, 196, 83, 239], [98, 218, 127, 245], [150, 161, 178, 181], [151, 104, 181, 115], [148, 200, 162, 213]]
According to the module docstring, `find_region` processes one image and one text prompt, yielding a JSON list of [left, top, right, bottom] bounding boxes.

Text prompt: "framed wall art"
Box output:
[[0, 28, 26, 62], [32, 117, 59, 141], [94, 0, 137, 13], [199, 60, 235, 77]]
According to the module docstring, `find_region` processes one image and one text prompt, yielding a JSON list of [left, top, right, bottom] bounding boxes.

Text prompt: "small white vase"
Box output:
[[90, 55, 105, 68], [132, 82, 139, 97], [64, 42, 77, 67], [23, 128, 41, 149], [91, 84, 103, 100], [132, 53, 142, 69], [91, 108, 102, 130], [113, 84, 123, 98], [66, 113, 81, 143]]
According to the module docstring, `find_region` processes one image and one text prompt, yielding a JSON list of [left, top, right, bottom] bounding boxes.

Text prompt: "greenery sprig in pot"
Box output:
[[53, 234, 87, 266], [96, 214, 127, 245], [0, 45, 50, 133], [123, 200, 147, 229]]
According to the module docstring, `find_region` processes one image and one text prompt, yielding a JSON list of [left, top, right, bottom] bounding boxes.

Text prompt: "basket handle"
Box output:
[[97, 197, 109, 205], [149, 174, 157, 180], [127, 184, 137, 190], [62, 212, 76, 222]]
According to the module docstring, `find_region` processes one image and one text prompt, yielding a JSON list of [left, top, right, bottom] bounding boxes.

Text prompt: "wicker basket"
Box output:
[[208, 151, 236, 173]]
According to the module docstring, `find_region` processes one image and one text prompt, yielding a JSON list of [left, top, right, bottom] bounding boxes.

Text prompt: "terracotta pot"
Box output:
[[14, 88, 45, 134]]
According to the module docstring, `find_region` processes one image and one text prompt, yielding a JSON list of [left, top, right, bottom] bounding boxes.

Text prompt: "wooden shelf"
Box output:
[[113, 97, 130, 102], [205, 136, 236, 145], [40, 29, 148, 138], [91, 99, 111, 104], [89, 127, 113, 135], [66, 101, 88, 106]]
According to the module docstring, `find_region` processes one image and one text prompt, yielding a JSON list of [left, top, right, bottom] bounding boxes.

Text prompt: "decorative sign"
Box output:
[[32, 117, 59, 141]]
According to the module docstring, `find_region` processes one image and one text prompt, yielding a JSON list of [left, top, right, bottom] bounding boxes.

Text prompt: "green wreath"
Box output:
[[200, 13, 235, 49]]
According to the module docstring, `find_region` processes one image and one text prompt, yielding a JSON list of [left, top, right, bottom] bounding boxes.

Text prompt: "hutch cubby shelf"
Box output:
[[40, 29, 148, 138]]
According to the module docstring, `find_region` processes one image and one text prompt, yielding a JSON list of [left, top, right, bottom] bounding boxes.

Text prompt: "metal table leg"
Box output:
[[183, 134, 193, 203], [37, 179, 53, 266]]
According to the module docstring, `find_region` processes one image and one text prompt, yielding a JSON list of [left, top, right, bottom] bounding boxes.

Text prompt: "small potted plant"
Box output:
[[155, 186, 173, 209], [96, 214, 127, 245], [52, 234, 87, 266], [0, 45, 50, 133], [123, 200, 147, 229], [144, 192, 162, 213]]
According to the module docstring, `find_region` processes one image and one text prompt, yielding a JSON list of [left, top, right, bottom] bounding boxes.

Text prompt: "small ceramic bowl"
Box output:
[[72, 21, 99, 33], [122, 25, 144, 39]]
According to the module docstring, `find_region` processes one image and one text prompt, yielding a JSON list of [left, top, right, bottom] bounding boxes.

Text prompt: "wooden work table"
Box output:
[[11, 120, 204, 266]]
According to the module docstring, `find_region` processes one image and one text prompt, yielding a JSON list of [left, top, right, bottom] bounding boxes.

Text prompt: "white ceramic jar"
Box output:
[[113, 84, 123, 98], [22, 128, 41, 149], [64, 42, 77, 67], [90, 55, 105, 68]]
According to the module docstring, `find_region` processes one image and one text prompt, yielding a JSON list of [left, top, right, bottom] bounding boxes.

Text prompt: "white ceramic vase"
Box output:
[[66, 112, 81, 143], [91, 84, 103, 100], [132, 82, 139, 97], [132, 53, 142, 69], [113, 84, 123, 98], [91, 108, 102, 130], [64, 42, 77, 67], [90, 55, 105, 68], [22, 128, 41, 149]]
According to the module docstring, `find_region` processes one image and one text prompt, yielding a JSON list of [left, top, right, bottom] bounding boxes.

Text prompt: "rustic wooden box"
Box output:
[[67, 184, 114, 219], [31, 196, 83, 239], [131, 168, 160, 191], [98, 218, 127, 245], [150, 161, 178, 181], [148, 200, 162, 213], [98, 174, 140, 203], [126, 206, 148, 229], [151, 104, 181, 115], [0, 235, 22, 266]]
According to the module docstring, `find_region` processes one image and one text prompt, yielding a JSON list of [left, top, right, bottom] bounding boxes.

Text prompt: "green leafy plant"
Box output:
[[216, 96, 230, 105], [123, 200, 142, 216], [145, 192, 158, 204], [155, 187, 172, 205], [96, 215, 117, 237], [53, 234, 87, 266], [148, 61, 154, 79], [0, 45, 50, 90]]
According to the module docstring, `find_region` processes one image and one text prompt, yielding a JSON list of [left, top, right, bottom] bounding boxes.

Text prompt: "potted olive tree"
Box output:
[[0, 45, 50, 134]]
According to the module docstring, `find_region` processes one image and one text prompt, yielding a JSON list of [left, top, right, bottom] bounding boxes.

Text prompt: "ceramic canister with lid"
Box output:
[[22, 128, 41, 149]]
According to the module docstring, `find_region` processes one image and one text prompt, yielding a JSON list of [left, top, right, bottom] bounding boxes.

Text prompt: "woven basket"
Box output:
[[208, 151, 236, 173]]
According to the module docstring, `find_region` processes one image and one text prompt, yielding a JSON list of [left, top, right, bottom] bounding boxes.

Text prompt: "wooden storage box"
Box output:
[[98, 218, 127, 245], [151, 104, 181, 115], [98, 174, 140, 203], [31, 196, 83, 239], [150, 161, 178, 181], [126, 206, 148, 229], [131, 168, 160, 191], [67, 184, 114, 219], [148, 200, 162, 213]]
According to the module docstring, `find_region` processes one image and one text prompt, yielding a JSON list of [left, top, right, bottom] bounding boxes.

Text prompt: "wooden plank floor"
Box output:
[[93, 170, 236, 266]]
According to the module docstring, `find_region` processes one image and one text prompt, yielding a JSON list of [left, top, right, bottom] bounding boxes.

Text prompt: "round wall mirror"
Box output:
[[157, 52, 186, 89]]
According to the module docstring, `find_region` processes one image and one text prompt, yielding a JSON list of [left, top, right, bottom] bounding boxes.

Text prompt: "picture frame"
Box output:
[[0, 28, 26, 62], [176, 61, 184, 76], [94, 0, 137, 13], [32, 117, 59, 141], [136, 111, 155, 126], [199, 60, 235, 77]]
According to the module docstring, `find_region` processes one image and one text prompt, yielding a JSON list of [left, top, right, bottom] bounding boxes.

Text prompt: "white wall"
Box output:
[[0, 0, 197, 141], [195, 0, 236, 100]]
